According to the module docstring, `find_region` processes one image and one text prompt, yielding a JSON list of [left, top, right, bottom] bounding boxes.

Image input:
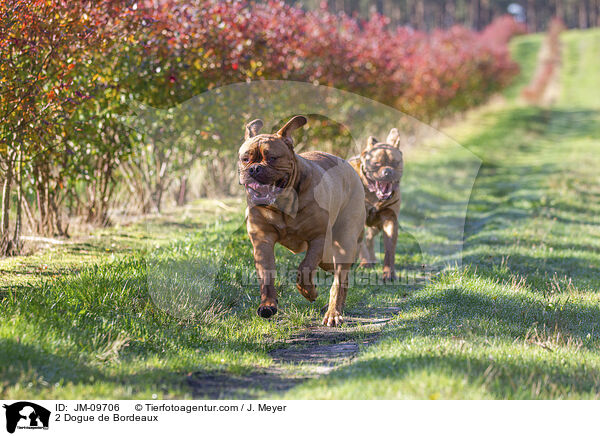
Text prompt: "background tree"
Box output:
[[299, 0, 600, 31], [0, 0, 100, 253]]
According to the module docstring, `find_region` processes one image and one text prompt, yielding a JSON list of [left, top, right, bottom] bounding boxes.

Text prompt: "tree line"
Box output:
[[307, 0, 600, 31]]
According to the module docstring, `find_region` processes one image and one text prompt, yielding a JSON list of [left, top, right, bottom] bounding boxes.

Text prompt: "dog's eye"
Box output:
[[242, 156, 250, 163], [268, 156, 278, 164]]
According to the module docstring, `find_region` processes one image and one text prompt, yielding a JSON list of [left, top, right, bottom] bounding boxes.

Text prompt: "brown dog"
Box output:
[[238, 116, 366, 326], [349, 128, 403, 281]]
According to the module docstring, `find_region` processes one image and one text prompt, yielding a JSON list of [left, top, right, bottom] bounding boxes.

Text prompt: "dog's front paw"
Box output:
[[359, 259, 376, 269], [257, 303, 278, 318], [382, 267, 396, 282], [296, 282, 318, 302], [322, 309, 344, 327], [296, 268, 318, 302]]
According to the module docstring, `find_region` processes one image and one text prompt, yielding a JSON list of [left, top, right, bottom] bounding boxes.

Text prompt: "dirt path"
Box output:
[[187, 306, 401, 399], [521, 20, 564, 106]]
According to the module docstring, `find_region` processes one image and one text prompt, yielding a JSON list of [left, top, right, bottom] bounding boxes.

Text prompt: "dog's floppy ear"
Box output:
[[245, 119, 264, 140], [277, 115, 307, 147], [386, 128, 401, 148]]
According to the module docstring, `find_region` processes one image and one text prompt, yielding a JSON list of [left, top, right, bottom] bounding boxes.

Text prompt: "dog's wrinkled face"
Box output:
[[238, 116, 307, 205], [361, 128, 403, 201]]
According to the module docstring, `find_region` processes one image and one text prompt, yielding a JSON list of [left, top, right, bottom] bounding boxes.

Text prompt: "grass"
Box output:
[[1, 29, 600, 399], [285, 29, 600, 399]]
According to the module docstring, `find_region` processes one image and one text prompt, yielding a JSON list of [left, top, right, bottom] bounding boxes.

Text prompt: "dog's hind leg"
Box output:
[[359, 226, 379, 267], [321, 178, 365, 327], [322, 228, 360, 327], [380, 210, 398, 282], [322, 262, 351, 327]]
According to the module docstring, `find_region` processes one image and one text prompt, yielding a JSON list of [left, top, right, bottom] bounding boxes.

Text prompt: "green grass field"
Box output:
[[1, 29, 599, 399]]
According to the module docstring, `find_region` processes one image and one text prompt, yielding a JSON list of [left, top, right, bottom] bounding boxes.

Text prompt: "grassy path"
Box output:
[[284, 29, 600, 399], [1, 29, 599, 399]]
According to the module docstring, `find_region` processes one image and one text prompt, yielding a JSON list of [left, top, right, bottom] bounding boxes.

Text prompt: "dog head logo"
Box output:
[[3, 402, 50, 434]]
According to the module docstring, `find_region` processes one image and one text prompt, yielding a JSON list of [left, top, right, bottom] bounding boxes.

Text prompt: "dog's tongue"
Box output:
[[375, 181, 393, 200], [247, 182, 271, 195], [245, 181, 282, 205]]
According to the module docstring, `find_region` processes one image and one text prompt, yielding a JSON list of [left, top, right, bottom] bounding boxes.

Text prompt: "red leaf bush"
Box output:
[[481, 14, 527, 46], [129, 1, 524, 120], [0, 0, 526, 240]]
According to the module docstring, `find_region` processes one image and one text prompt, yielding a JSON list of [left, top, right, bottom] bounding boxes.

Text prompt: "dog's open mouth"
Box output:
[[367, 179, 398, 200], [245, 180, 285, 205]]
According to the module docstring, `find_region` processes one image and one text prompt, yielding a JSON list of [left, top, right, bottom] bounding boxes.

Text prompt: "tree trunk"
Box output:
[[22, 196, 36, 234], [12, 145, 23, 253], [469, 0, 480, 30], [444, 0, 455, 27], [1, 157, 13, 236], [176, 175, 187, 206], [527, 0, 537, 32], [375, 0, 383, 14], [555, 0, 564, 21], [416, 0, 425, 30], [153, 181, 165, 213], [86, 172, 98, 224], [98, 155, 113, 226], [35, 165, 50, 236], [590, 0, 598, 27], [480, 0, 490, 27], [579, 0, 588, 28], [1, 155, 14, 255]]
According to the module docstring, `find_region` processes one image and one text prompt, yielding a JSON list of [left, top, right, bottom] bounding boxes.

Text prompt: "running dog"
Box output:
[[239, 116, 366, 326], [349, 128, 403, 281]]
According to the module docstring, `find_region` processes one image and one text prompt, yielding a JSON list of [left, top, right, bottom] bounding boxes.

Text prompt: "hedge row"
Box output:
[[0, 0, 524, 250]]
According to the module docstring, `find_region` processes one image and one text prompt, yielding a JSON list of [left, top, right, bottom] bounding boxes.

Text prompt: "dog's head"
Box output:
[[360, 128, 403, 201], [238, 115, 307, 205]]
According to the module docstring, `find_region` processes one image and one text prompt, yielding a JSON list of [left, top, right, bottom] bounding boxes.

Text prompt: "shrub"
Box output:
[[130, 1, 522, 120], [1, 0, 524, 249]]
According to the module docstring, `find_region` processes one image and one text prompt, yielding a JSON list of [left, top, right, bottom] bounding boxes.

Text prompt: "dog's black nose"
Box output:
[[383, 168, 393, 177], [249, 165, 262, 176]]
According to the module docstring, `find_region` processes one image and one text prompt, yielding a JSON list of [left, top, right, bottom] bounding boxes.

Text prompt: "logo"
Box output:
[[2, 402, 50, 434]]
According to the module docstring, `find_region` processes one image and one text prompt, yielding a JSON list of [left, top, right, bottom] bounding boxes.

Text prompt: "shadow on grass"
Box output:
[[404, 287, 600, 343], [453, 107, 600, 290], [0, 337, 216, 398], [300, 285, 600, 399], [317, 351, 600, 399], [462, 251, 600, 292], [0, 303, 278, 397], [466, 236, 600, 255], [462, 107, 600, 152], [0, 338, 104, 388]]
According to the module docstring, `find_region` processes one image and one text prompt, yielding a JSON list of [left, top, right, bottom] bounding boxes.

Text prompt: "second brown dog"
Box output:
[[349, 128, 403, 281]]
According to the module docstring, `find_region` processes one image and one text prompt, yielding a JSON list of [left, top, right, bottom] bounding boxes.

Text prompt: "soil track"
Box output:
[[187, 307, 401, 399]]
